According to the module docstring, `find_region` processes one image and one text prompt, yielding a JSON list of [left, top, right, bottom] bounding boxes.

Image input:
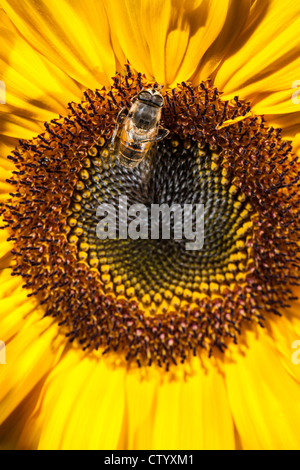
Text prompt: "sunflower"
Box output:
[[1, 0, 300, 451]]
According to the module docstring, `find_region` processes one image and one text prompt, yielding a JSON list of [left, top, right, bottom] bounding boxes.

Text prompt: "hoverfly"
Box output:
[[111, 88, 169, 169]]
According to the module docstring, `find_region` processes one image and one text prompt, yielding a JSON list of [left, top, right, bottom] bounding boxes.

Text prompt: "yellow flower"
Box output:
[[1, 0, 300, 451]]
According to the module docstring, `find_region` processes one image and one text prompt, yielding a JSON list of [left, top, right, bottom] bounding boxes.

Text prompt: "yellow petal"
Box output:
[[152, 356, 235, 450], [0, 314, 63, 424], [0, 136, 19, 168], [0, 7, 83, 158], [104, 0, 230, 86], [0, 227, 12, 260], [0, 225, 13, 270], [263, 113, 300, 143], [0, 292, 40, 344], [215, 0, 300, 118], [0, 263, 63, 429], [0, 169, 12, 202], [0, 378, 44, 450], [192, 0, 252, 84], [0, 112, 44, 141], [16, 347, 81, 450], [31, 351, 126, 450], [225, 326, 300, 450], [0, 267, 22, 297], [1, 0, 117, 89], [0, 18, 82, 119], [292, 133, 300, 156], [125, 365, 160, 450], [60, 359, 126, 450], [267, 315, 300, 385]]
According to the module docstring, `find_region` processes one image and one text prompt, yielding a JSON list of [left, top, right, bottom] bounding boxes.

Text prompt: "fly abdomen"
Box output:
[[119, 141, 149, 168]]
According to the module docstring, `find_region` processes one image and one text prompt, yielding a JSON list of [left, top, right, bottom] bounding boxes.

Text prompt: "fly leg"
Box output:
[[138, 127, 170, 145], [138, 127, 170, 190], [155, 127, 170, 141]]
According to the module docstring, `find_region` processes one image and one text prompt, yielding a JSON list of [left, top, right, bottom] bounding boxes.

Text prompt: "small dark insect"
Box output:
[[111, 87, 169, 169]]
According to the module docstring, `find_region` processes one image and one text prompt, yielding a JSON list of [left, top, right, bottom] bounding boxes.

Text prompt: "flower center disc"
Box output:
[[71, 137, 252, 317], [2, 66, 299, 368]]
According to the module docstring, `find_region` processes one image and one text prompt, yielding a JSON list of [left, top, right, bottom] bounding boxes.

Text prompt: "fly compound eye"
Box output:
[[138, 90, 152, 102], [151, 93, 164, 107]]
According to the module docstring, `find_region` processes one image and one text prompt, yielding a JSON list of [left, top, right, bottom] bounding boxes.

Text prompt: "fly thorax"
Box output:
[[132, 102, 161, 130]]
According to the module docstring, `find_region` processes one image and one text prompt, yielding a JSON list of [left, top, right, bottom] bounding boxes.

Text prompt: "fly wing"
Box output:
[[110, 124, 122, 159], [110, 108, 127, 157], [137, 142, 157, 188]]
